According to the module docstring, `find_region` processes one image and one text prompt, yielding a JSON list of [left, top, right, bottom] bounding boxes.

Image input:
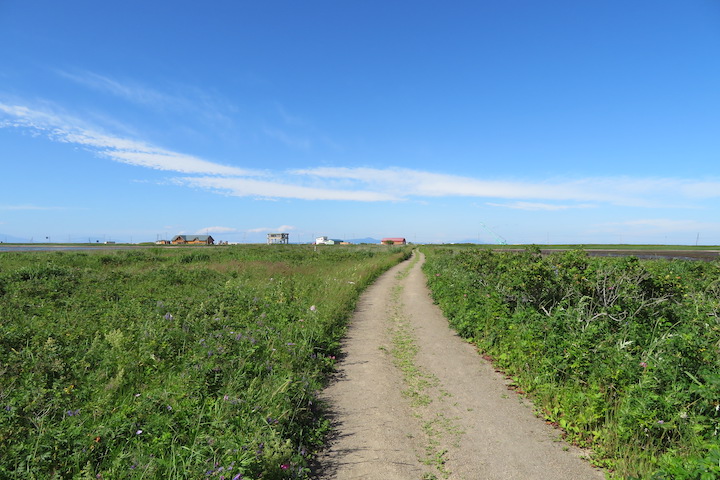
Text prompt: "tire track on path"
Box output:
[[313, 251, 605, 480]]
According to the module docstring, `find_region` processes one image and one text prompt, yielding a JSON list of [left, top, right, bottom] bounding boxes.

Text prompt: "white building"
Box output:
[[315, 236, 346, 245]]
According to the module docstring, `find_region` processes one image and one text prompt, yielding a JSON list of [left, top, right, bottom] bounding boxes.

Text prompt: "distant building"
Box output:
[[315, 236, 346, 245], [267, 233, 289, 244], [171, 235, 215, 245], [155, 240, 170, 245], [381, 237, 406, 245]]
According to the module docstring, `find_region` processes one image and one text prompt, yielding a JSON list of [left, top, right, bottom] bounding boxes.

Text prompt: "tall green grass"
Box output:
[[0, 245, 410, 479], [423, 245, 720, 479]]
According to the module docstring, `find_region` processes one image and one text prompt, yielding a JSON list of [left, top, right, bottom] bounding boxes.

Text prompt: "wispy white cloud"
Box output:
[[56, 70, 174, 107], [292, 167, 606, 201], [0, 205, 66, 211], [177, 176, 398, 201], [247, 225, 296, 233], [3, 101, 720, 208], [486, 201, 596, 211], [196, 226, 238, 234], [263, 126, 311, 150], [0, 102, 255, 176], [292, 167, 720, 207], [275, 103, 308, 127], [55, 70, 238, 133]]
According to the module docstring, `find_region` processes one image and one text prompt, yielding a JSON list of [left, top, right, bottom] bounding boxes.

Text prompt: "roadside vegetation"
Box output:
[[0, 244, 410, 479], [423, 245, 720, 479]]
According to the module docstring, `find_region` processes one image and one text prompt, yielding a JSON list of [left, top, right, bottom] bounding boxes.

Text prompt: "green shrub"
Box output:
[[423, 246, 720, 479]]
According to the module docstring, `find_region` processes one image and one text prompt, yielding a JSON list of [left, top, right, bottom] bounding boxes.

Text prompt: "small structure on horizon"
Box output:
[[315, 236, 347, 245], [171, 235, 215, 245], [267, 233, 289, 245], [381, 237, 406, 245]]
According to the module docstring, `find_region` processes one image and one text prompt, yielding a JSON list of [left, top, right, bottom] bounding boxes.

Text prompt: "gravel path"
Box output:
[[313, 251, 606, 480]]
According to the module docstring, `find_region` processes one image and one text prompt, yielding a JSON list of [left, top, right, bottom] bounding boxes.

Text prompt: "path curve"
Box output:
[[313, 251, 605, 480]]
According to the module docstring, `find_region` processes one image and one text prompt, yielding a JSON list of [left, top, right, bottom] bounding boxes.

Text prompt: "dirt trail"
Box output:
[[313, 251, 605, 480]]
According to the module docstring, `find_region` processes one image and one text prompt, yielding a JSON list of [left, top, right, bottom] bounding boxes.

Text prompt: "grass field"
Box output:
[[0, 245, 410, 479], [4, 242, 720, 479], [448, 244, 720, 250]]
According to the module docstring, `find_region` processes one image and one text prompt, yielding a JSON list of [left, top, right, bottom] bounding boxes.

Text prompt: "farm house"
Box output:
[[171, 235, 215, 245]]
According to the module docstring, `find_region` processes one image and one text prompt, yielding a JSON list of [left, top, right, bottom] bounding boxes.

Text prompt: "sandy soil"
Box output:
[[312, 251, 606, 480]]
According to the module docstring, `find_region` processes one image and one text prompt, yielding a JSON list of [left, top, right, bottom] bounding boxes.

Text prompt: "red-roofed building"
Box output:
[[381, 237, 406, 245]]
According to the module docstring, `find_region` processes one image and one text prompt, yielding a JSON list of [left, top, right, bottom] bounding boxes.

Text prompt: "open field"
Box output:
[[3, 243, 720, 479], [446, 244, 720, 262], [0, 245, 410, 479], [423, 245, 720, 478]]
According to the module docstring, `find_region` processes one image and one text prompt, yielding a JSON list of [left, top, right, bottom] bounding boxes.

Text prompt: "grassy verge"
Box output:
[[0, 245, 410, 479], [423, 245, 720, 479]]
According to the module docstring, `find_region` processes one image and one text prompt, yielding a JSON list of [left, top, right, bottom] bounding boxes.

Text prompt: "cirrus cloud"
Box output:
[[486, 201, 596, 211], [247, 225, 295, 233], [0, 102, 256, 176], [196, 226, 238, 234], [3, 100, 720, 209]]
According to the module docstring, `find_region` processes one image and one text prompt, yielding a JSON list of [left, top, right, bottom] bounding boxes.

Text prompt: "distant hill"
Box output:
[[347, 237, 381, 244], [0, 233, 32, 243]]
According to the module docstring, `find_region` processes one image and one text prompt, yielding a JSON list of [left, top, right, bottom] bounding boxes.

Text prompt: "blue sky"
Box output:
[[1, 1, 719, 244]]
